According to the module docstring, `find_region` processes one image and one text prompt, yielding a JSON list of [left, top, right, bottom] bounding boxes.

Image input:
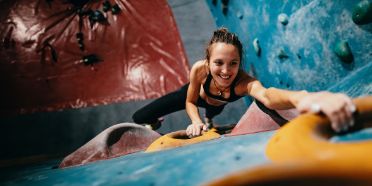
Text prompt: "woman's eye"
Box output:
[[230, 61, 238, 66], [214, 61, 223, 65]]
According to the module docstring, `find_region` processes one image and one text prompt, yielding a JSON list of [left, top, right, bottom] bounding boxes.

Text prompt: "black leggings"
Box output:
[[132, 83, 226, 124]]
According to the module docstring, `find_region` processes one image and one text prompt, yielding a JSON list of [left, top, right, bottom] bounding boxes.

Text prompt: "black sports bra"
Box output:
[[203, 73, 243, 102]]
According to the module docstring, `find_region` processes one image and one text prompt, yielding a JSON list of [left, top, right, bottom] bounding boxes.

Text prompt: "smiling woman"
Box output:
[[132, 28, 356, 138]]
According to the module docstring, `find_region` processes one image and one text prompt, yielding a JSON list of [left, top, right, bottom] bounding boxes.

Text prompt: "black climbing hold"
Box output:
[[278, 13, 289, 25], [253, 38, 261, 57], [77, 8, 84, 16], [237, 12, 243, 19], [221, 0, 229, 6], [78, 43, 85, 51], [78, 9, 93, 17], [82, 54, 100, 65], [92, 10, 106, 22], [112, 4, 121, 15], [352, 0, 372, 25], [50, 46, 58, 63], [102, 1, 111, 12], [67, 0, 90, 7], [334, 41, 354, 63], [222, 6, 228, 15], [296, 53, 301, 59], [212, 0, 217, 6], [76, 32, 83, 42], [221, 0, 229, 16], [278, 49, 289, 59]]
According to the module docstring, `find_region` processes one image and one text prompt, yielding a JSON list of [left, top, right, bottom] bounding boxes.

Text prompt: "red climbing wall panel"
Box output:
[[0, 0, 189, 115]]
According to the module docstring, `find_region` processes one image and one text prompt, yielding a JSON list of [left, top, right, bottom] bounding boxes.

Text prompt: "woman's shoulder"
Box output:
[[190, 60, 208, 82], [192, 60, 208, 70], [234, 70, 257, 95], [236, 70, 256, 83]]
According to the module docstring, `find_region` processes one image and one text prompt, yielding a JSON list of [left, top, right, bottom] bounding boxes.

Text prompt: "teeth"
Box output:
[[220, 75, 230, 79]]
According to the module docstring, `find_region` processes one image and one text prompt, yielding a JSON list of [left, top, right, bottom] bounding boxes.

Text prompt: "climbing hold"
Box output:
[[278, 13, 289, 25], [221, 0, 229, 15], [334, 41, 354, 63], [93, 10, 106, 22], [76, 32, 83, 42], [102, 1, 111, 12], [237, 12, 243, 19], [221, 0, 229, 6], [252, 38, 261, 57], [296, 53, 302, 60], [78, 42, 85, 51], [89, 10, 106, 26], [75, 54, 100, 65], [145, 129, 220, 152], [278, 49, 289, 59], [352, 0, 372, 25], [212, 0, 217, 6], [112, 4, 121, 15], [222, 6, 228, 15]]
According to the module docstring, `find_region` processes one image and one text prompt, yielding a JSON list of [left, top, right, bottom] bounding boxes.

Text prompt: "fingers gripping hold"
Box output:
[[186, 123, 208, 138]]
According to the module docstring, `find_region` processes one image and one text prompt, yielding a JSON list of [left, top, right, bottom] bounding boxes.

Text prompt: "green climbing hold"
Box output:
[[334, 41, 354, 63], [352, 0, 372, 25], [252, 38, 261, 56]]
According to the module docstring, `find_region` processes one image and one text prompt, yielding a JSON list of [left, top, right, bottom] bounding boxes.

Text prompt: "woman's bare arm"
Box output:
[[185, 61, 208, 137], [243, 76, 355, 132]]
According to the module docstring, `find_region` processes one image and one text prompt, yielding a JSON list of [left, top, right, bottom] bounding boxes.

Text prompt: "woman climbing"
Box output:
[[132, 28, 355, 137]]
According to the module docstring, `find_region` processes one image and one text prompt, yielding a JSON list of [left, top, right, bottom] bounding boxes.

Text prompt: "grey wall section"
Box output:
[[0, 0, 247, 160]]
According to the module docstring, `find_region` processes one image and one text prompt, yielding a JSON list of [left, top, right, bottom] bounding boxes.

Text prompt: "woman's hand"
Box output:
[[296, 92, 356, 133], [186, 123, 208, 138]]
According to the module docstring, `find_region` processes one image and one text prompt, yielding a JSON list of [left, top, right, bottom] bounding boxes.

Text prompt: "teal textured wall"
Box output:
[[206, 0, 371, 99]]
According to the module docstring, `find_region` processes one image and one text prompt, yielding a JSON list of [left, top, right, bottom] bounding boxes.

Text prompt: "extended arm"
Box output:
[[246, 79, 355, 132], [248, 80, 308, 110]]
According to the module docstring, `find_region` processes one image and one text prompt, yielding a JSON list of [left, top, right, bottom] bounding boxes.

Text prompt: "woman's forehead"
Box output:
[[210, 43, 240, 58]]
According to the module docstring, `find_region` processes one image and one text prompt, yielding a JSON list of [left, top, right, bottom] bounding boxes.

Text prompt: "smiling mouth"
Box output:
[[219, 74, 231, 80]]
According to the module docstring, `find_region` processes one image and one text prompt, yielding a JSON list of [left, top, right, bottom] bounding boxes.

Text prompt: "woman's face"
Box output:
[[208, 42, 241, 88]]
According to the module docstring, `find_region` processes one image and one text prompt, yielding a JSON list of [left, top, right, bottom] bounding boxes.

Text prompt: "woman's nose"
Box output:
[[221, 65, 229, 73]]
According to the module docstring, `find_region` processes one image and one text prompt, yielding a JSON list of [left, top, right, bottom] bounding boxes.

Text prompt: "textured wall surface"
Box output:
[[1, 1, 372, 185], [206, 0, 371, 97], [0, 0, 189, 115], [0, 0, 242, 161]]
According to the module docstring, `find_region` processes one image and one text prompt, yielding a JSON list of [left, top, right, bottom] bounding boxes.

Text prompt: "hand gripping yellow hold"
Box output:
[[145, 128, 220, 152], [205, 96, 372, 186], [266, 96, 372, 166]]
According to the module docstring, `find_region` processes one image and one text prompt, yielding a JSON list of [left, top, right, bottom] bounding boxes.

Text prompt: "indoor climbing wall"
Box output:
[[0, 0, 189, 116], [206, 0, 371, 99]]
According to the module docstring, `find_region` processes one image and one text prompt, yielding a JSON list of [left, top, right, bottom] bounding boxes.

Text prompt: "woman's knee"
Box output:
[[205, 106, 225, 119], [132, 111, 141, 123], [132, 109, 148, 124]]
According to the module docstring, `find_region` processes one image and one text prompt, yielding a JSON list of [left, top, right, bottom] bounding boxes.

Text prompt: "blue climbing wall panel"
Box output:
[[206, 0, 371, 98], [0, 132, 274, 186]]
